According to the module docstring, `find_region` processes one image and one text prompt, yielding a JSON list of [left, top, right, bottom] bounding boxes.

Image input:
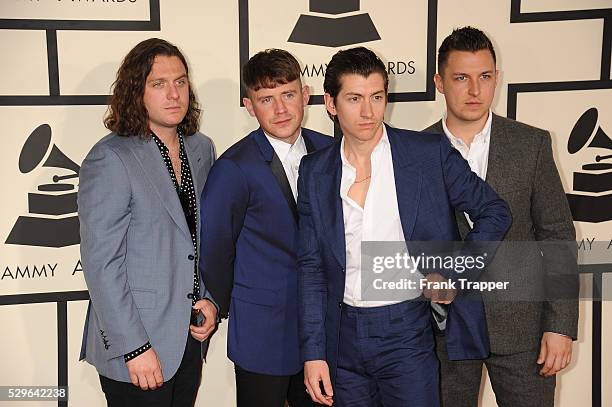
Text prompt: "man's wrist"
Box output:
[[124, 342, 151, 362]]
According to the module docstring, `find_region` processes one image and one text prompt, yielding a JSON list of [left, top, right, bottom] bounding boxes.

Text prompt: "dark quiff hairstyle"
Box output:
[[243, 48, 302, 94], [104, 38, 200, 138], [323, 46, 388, 121], [438, 26, 496, 74]]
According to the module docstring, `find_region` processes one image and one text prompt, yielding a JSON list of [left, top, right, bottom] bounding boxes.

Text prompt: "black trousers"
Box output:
[[235, 364, 321, 407], [99, 335, 202, 407]]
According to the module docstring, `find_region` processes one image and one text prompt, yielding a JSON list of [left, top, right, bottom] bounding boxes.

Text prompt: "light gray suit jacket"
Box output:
[[78, 132, 215, 382], [425, 114, 578, 354]]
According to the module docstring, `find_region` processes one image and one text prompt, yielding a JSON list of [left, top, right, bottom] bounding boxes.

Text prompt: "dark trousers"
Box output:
[[235, 365, 319, 407], [436, 335, 555, 407], [335, 300, 439, 407], [99, 335, 202, 407]]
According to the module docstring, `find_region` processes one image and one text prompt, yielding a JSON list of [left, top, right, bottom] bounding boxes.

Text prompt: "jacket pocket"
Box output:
[[231, 284, 280, 307], [131, 288, 157, 309]]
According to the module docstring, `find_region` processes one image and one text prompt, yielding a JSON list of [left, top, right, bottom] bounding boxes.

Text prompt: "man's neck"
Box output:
[[445, 113, 488, 147], [343, 125, 383, 166], [265, 130, 300, 145], [153, 127, 179, 150]]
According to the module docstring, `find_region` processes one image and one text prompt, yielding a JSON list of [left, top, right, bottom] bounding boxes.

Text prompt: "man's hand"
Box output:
[[126, 347, 163, 390], [422, 272, 456, 304], [189, 299, 218, 342], [537, 332, 573, 377], [304, 360, 334, 406]]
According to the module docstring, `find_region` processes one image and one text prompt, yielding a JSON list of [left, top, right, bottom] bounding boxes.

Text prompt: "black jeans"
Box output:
[[99, 335, 202, 407], [235, 364, 320, 407]]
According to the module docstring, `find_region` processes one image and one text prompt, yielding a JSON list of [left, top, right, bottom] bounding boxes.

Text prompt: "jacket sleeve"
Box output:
[[439, 134, 512, 281], [199, 158, 248, 318], [78, 143, 149, 360], [531, 132, 579, 339], [296, 158, 328, 362]]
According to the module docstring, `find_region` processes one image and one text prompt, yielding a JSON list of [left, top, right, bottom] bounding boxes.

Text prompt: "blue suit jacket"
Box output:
[[200, 127, 334, 376], [297, 125, 512, 382]]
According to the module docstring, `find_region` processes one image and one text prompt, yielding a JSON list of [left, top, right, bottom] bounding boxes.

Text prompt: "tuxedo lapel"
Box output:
[[387, 126, 422, 240], [270, 152, 298, 222], [253, 128, 299, 223], [128, 137, 190, 238], [316, 143, 346, 269]]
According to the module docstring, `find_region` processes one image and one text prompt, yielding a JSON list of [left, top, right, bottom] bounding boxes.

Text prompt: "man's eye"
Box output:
[[455, 75, 466, 81]]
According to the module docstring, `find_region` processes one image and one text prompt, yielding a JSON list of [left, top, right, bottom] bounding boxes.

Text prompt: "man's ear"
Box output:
[[301, 85, 310, 106], [243, 97, 256, 117], [433, 73, 444, 94], [324, 93, 336, 117]]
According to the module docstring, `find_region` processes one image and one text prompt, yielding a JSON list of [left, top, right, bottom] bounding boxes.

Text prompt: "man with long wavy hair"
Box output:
[[78, 38, 217, 406]]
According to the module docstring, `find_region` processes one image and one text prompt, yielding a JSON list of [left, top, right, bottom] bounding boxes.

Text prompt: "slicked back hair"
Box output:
[[104, 38, 200, 138], [243, 49, 302, 95], [323, 46, 388, 121], [438, 26, 496, 74]]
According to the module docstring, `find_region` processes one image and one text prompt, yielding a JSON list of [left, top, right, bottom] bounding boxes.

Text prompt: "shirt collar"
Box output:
[[340, 124, 389, 169], [264, 129, 304, 162], [442, 109, 492, 148]]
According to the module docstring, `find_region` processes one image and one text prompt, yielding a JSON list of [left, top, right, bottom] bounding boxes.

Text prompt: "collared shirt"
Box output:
[[442, 110, 493, 227], [442, 110, 492, 181], [264, 130, 307, 200], [340, 125, 422, 307]]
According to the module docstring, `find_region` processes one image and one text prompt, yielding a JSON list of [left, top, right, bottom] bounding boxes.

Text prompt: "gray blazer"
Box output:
[[78, 132, 215, 382], [425, 114, 578, 354]]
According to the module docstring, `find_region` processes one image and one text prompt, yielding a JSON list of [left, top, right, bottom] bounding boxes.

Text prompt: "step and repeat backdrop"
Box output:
[[1, 1, 611, 406]]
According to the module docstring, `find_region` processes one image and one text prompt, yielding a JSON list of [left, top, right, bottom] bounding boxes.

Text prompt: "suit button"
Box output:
[[187, 293, 194, 299], [338, 302, 342, 308], [188, 254, 195, 260]]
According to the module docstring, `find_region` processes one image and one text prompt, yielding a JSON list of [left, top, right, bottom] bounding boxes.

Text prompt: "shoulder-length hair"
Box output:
[[104, 38, 201, 138]]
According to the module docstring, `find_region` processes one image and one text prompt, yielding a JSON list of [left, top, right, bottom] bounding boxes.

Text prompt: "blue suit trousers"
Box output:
[[335, 300, 440, 407]]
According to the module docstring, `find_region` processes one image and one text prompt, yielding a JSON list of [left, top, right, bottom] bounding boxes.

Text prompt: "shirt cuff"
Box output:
[[124, 342, 151, 362]]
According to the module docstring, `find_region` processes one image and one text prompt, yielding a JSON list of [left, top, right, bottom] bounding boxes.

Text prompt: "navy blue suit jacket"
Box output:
[[200, 127, 334, 376], [297, 125, 512, 382]]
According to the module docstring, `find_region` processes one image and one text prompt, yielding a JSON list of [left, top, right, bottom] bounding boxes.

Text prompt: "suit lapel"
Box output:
[[387, 126, 422, 240], [128, 136, 190, 238], [303, 130, 316, 153], [485, 114, 509, 192], [253, 128, 299, 223], [316, 142, 346, 269], [183, 135, 204, 251]]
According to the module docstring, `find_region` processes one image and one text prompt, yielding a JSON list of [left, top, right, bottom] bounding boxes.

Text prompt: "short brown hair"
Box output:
[[104, 38, 201, 138], [243, 49, 302, 95]]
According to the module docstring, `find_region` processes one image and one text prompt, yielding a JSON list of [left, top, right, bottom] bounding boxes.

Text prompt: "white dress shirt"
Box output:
[[340, 125, 422, 307], [442, 110, 493, 227], [265, 131, 307, 200]]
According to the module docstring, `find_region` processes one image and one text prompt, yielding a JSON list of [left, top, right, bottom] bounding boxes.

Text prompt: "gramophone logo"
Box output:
[[288, 0, 381, 47], [5, 124, 81, 247], [565, 107, 612, 223]]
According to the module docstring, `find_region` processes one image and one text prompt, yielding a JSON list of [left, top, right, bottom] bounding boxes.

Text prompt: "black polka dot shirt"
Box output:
[[124, 131, 199, 363]]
